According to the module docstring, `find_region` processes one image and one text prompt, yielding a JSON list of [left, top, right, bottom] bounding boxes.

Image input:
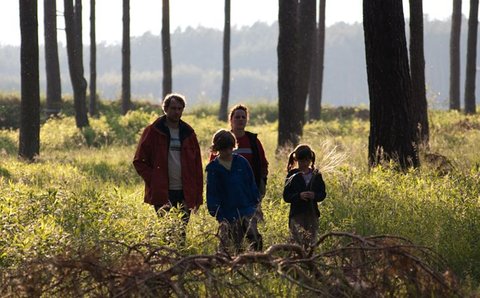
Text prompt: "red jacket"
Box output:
[[133, 116, 203, 209]]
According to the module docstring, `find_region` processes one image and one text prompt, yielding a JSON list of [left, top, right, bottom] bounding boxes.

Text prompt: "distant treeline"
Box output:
[[0, 18, 479, 107]]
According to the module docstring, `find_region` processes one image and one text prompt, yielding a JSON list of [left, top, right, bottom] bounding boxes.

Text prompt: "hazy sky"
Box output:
[[0, 0, 473, 46]]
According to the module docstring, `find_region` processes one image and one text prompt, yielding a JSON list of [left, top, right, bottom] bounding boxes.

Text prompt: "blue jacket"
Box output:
[[206, 154, 259, 222]]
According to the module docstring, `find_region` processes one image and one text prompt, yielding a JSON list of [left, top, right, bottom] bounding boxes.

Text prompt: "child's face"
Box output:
[[219, 147, 233, 158], [296, 158, 312, 169]]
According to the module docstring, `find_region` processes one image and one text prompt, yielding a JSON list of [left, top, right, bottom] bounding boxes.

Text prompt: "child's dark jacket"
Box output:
[[283, 169, 326, 218]]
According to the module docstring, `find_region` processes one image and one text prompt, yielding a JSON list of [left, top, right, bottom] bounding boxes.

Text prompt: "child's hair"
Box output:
[[210, 129, 236, 152], [287, 144, 316, 172]]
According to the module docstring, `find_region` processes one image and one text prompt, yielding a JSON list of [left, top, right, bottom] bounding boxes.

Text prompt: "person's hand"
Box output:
[[191, 206, 199, 214], [159, 201, 172, 210], [299, 191, 315, 201], [254, 203, 264, 222]]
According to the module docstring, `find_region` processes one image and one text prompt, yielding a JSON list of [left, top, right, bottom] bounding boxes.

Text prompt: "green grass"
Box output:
[[1, 106, 479, 295]]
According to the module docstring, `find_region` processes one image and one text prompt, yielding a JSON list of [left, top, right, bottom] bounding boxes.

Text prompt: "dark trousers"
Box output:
[[218, 215, 263, 254], [154, 190, 190, 245]]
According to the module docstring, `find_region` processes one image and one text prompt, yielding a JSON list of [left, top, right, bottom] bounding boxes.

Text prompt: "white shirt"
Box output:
[[168, 127, 182, 190]]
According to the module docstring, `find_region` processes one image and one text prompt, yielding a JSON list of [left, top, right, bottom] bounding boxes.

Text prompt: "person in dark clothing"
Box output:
[[283, 144, 326, 247], [206, 129, 263, 253]]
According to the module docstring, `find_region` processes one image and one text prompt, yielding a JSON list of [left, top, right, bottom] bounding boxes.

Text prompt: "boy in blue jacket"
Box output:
[[206, 129, 263, 253]]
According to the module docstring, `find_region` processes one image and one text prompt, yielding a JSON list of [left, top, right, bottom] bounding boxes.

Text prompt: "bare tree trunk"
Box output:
[[293, 0, 316, 133], [19, 0, 40, 161], [162, 0, 172, 97], [218, 0, 231, 121], [278, 0, 299, 148], [363, 0, 419, 169], [308, 0, 326, 121], [450, 0, 462, 111], [122, 0, 131, 114], [89, 0, 97, 116], [64, 0, 89, 128], [464, 0, 479, 114], [44, 0, 62, 118], [409, 0, 429, 145]]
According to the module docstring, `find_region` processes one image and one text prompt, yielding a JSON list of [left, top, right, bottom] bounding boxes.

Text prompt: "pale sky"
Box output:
[[0, 0, 473, 46]]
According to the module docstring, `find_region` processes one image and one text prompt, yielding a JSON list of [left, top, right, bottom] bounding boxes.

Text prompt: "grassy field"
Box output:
[[1, 105, 479, 296]]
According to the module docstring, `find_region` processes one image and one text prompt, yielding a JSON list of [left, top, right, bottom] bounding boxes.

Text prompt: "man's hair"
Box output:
[[210, 129, 236, 152], [162, 93, 186, 111], [229, 104, 249, 120]]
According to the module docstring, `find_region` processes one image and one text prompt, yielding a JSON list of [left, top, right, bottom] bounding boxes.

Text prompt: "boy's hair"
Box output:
[[229, 104, 249, 120], [211, 129, 237, 152], [162, 93, 186, 111], [287, 144, 316, 172]]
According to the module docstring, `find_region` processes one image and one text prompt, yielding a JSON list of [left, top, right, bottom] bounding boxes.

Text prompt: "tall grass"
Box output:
[[0, 106, 479, 294]]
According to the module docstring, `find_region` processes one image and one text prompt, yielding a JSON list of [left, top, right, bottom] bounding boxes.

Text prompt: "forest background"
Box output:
[[1, 18, 480, 108]]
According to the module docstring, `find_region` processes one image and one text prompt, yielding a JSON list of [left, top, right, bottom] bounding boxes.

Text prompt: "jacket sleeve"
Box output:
[[132, 126, 154, 185], [283, 174, 300, 203], [312, 172, 327, 202], [256, 138, 269, 180], [192, 134, 204, 207], [206, 168, 221, 219], [245, 159, 260, 205]]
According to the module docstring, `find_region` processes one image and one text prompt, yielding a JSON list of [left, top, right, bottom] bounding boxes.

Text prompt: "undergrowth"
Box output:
[[0, 106, 479, 296]]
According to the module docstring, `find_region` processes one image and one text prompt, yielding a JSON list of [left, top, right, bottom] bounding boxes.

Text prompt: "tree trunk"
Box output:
[[449, 0, 462, 111], [218, 0, 231, 121], [278, 0, 299, 148], [19, 0, 40, 161], [122, 0, 131, 115], [162, 0, 172, 97], [464, 0, 479, 114], [308, 0, 326, 121], [363, 0, 419, 169], [44, 0, 62, 118], [89, 0, 97, 116], [293, 0, 316, 132], [64, 0, 89, 128], [409, 0, 429, 145]]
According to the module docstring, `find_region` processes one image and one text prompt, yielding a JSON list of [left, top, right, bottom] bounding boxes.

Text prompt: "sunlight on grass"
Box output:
[[1, 107, 479, 294]]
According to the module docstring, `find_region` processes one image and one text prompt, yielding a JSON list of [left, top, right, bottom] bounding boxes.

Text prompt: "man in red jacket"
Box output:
[[133, 93, 203, 243]]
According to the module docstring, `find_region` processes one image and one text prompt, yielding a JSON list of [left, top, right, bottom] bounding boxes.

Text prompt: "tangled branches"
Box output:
[[1, 232, 459, 297]]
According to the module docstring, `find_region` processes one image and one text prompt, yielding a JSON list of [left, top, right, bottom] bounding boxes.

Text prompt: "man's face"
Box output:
[[230, 109, 247, 131], [165, 99, 184, 123]]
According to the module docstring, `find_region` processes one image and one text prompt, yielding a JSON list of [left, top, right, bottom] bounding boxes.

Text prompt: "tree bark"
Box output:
[[409, 0, 429, 145], [363, 0, 419, 169], [278, 0, 299, 148], [44, 0, 62, 118], [64, 0, 89, 128], [89, 0, 97, 116], [308, 0, 326, 121], [218, 0, 231, 121], [122, 0, 131, 114], [293, 0, 316, 132], [449, 0, 462, 111], [162, 0, 172, 97], [464, 0, 479, 114], [19, 0, 40, 161]]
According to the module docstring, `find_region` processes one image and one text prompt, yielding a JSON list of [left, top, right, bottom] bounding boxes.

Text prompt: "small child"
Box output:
[[206, 129, 263, 253], [283, 144, 326, 247]]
